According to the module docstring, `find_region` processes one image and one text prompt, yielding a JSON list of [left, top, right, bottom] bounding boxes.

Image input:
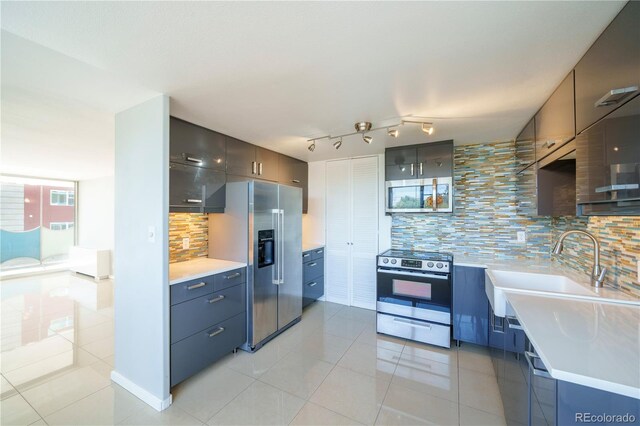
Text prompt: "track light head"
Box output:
[[354, 122, 373, 132], [388, 128, 399, 138], [333, 138, 342, 150], [363, 134, 373, 144], [308, 142, 316, 152], [421, 123, 434, 135]]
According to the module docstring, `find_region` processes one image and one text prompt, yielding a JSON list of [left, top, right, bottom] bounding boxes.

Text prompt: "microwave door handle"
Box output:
[[432, 178, 438, 211]]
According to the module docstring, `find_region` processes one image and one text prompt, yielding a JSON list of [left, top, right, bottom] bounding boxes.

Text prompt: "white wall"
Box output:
[[112, 95, 171, 410], [304, 154, 391, 251], [78, 176, 114, 272]]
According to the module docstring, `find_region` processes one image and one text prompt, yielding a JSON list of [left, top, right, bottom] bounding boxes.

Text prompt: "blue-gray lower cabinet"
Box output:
[[453, 265, 489, 346], [170, 267, 247, 386], [302, 247, 324, 308]]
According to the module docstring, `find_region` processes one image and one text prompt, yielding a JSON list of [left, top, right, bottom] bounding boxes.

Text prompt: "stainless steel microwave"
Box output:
[[385, 177, 453, 213]]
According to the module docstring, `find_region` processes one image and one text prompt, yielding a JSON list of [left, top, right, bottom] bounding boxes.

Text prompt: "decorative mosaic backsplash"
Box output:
[[391, 141, 553, 260], [169, 213, 208, 263], [552, 216, 640, 296], [391, 140, 640, 296]]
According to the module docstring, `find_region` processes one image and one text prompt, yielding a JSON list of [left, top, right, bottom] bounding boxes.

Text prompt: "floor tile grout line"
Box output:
[[200, 375, 256, 425]]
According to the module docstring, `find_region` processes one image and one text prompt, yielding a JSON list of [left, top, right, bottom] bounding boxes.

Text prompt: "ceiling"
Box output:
[[1, 1, 626, 172]]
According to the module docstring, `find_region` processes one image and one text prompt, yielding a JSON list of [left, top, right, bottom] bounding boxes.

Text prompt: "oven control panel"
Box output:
[[377, 256, 450, 273]]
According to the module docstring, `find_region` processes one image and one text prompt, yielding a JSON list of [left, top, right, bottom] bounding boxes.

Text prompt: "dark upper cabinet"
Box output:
[[279, 155, 309, 213], [169, 163, 226, 213], [516, 164, 538, 216], [576, 94, 640, 215], [515, 118, 536, 172], [170, 117, 225, 171], [255, 147, 279, 182], [574, 1, 640, 134], [535, 71, 576, 162], [537, 141, 577, 216], [385, 146, 418, 180], [416, 140, 454, 178], [225, 137, 256, 177], [226, 138, 279, 181], [385, 141, 453, 181]]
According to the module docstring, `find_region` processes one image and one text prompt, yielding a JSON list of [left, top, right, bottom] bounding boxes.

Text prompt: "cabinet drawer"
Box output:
[[170, 312, 246, 386], [170, 275, 215, 305], [302, 250, 313, 261], [303, 275, 324, 304], [303, 258, 324, 282], [214, 268, 245, 291], [310, 247, 324, 261], [377, 313, 450, 348], [171, 283, 246, 344]]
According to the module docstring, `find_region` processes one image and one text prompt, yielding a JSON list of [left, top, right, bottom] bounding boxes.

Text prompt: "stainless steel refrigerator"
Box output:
[[209, 180, 302, 351]]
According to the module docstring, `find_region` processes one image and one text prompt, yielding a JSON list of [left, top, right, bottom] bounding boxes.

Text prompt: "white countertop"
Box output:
[[169, 258, 246, 285], [302, 242, 324, 252], [507, 293, 640, 400]]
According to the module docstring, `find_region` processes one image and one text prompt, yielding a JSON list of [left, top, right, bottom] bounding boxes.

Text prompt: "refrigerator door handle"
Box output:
[[279, 209, 285, 284], [271, 209, 280, 285]]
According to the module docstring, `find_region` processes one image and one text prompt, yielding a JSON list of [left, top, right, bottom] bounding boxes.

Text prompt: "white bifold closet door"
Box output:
[[325, 156, 378, 310]]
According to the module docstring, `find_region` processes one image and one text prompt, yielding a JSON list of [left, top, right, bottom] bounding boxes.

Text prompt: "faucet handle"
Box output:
[[597, 267, 607, 281]]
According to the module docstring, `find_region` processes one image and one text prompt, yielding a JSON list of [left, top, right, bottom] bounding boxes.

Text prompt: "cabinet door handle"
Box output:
[[315, 249, 323, 254], [185, 199, 202, 204], [225, 272, 241, 279], [543, 140, 556, 149], [258, 162, 263, 175], [208, 295, 225, 303], [419, 162, 423, 175], [410, 163, 415, 176], [308, 262, 317, 267], [292, 179, 301, 184], [303, 253, 311, 258], [185, 156, 203, 164], [208, 327, 225, 338], [252, 161, 257, 175], [307, 282, 318, 287], [595, 86, 638, 107], [187, 282, 206, 290]]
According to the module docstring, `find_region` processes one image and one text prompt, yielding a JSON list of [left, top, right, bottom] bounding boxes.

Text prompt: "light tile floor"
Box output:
[[1, 272, 507, 425]]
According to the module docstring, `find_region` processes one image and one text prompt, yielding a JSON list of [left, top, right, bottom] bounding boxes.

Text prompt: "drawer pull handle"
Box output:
[[308, 282, 318, 287], [595, 86, 638, 107], [595, 184, 639, 193], [292, 179, 301, 184], [208, 327, 225, 338], [308, 262, 317, 267], [185, 156, 203, 164], [543, 140, 556, 149], [208, 295, 225, 303], [524, 351, 552, 379], [315, 249, 323, 254], [303, 253, 311, 258], [225, 272, 241, 279], [187, 282, 206, 290], [185, 199, 202, 204], [393, 317, 431, 329]]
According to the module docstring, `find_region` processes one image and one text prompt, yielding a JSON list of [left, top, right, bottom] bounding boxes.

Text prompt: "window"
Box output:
[[50, 222, 74, 231], [50, 190, 74, 206]]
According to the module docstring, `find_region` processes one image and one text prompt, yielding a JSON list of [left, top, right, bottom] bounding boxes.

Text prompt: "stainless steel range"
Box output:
[[376, 249, 453, 348]]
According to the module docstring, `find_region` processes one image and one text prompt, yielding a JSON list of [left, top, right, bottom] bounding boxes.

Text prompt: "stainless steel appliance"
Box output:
[[209, 180, 302, 351], [385, 177, 453, 213], [376, 249, 453, 348]]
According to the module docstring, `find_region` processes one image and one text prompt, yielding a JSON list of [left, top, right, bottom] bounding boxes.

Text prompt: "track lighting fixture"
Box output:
[[305, 118, 436, 152]]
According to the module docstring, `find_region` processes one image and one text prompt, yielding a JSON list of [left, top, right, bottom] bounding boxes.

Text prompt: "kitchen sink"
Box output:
[[485, 269, 640, 317]]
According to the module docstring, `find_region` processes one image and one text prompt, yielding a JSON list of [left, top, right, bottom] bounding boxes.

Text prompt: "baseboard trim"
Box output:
[[111, 370, 172, 411]]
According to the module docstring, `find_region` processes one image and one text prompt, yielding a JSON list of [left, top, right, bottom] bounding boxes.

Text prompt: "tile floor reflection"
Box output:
[[1, 272, 506, 425]]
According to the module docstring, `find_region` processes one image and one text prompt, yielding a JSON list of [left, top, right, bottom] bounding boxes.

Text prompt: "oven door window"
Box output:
[[393, 279, 432, 300], [388, 185, 421, 209]]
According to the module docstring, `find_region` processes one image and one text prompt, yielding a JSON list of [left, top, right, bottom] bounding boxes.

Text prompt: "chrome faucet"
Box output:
[[552, 230, 607, 288]]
